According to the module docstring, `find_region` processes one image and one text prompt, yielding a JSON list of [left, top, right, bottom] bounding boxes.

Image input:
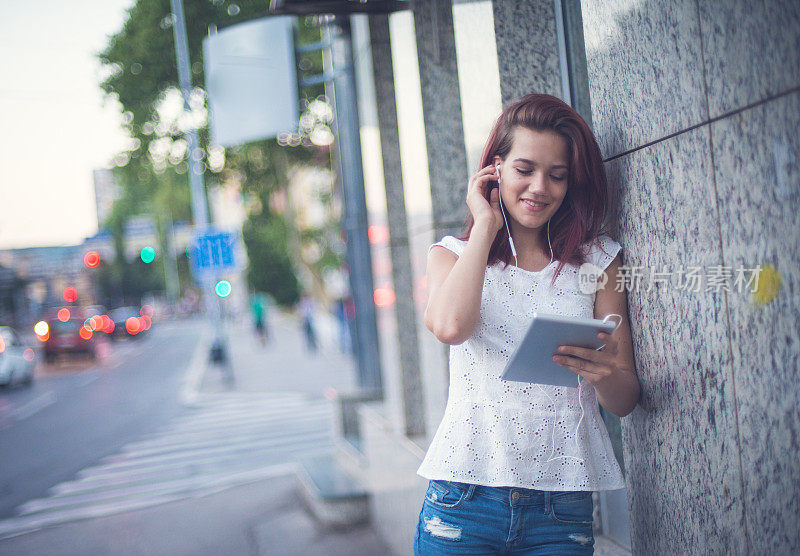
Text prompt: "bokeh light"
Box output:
[[84, 251, 101, 268], [215, 280, 232, 297], [101, 315, 115, 334], [23, 349, 35, 362], [374, 286, 395, 308], [34, 321, 49, 336], [90, 315, 103, 330], [57, 308, 70, 322], [78, 327, 93, 340], [126, 317, 141, 335], [368, 225, 389, 245], [63, 287, 78, 303], [140, 246, 156, 263]]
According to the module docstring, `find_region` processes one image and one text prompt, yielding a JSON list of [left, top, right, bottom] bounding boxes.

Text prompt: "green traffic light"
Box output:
[[215, 280, 232, 297], [140, 246, 155, 263]]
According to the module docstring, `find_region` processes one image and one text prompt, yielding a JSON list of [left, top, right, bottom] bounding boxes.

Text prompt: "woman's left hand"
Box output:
[[552, 332, 630, 386]]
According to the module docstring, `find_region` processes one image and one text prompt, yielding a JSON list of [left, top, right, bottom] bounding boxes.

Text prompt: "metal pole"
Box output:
[[170, 0, 228, 364], [324, 16, 383, 395], [170, 0, 209, 228]]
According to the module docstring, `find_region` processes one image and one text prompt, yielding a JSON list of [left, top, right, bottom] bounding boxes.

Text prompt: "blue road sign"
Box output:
[[190, 230, 237, 276]]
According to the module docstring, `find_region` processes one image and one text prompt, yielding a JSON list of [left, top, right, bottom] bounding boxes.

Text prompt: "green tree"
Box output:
[[98, 0, 338, 307], [242, 216, 300, 307]]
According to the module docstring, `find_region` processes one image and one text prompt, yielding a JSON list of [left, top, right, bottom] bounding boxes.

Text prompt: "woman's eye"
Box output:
[[515, 168, 532, 175], [551, 175, 567, 182]]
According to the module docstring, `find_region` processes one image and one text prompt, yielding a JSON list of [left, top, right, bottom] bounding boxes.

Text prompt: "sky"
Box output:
[[0, 0, 134, 249], [0, 1, 501, 250]]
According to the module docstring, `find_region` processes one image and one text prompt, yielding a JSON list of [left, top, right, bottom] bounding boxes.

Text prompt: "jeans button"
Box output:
[[511, 491, 520, 501]]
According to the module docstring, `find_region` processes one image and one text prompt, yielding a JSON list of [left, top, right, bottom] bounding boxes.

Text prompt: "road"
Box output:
[[0, 320, 200, 521]]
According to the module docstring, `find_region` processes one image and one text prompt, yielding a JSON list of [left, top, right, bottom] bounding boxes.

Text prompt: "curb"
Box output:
[[179, 324, 212, 406]]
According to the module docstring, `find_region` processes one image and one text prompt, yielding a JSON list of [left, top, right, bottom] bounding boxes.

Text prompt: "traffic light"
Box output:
[[84, 251, 100, 268], [215, 280, 232, 297], [63, 286, 77, 303], [140, 246, 156, 263]]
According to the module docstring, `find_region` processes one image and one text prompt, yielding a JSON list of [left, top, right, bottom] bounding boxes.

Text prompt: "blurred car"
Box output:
[[109, 306, 150, 340], [37, 308, 98, 362], [0, 326, 36, 387]]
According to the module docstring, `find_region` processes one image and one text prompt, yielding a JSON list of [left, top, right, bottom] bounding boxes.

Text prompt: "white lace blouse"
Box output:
[[416, 234, 626, 491]]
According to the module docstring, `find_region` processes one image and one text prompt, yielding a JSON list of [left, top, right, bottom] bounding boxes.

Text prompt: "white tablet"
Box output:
[[500, 312, 618, 388]]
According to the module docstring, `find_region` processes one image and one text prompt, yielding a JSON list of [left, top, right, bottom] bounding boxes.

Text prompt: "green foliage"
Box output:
[[98, 0, 335, 306], [242, 215, 300, 307], [98, 0, 325, 181]]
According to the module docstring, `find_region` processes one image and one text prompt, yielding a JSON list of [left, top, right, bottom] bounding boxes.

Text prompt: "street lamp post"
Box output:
[[170, 0, 228, 365]]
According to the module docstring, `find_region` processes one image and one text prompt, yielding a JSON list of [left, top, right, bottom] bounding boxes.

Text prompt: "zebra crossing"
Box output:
[[0, 391, 336, 540]]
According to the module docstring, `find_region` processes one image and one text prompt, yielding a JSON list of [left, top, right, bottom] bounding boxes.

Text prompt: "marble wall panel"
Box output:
[[697, 0, 800, 118], [412, 0, 470, 237], [581, 0, 707, 158], [711, 90, 800, 554], [608, 126, 746, 553], [491, 0, 562, 106]]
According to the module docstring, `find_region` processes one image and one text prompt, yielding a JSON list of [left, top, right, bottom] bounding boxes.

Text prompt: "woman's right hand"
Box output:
[[466, 165, 504, 234]]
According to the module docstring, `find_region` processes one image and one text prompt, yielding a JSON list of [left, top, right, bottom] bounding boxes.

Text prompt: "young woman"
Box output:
[[413, 94, 640, 555]]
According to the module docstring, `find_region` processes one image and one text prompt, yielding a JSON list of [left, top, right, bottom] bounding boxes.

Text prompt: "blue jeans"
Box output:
[[413, 480, 595, 555]]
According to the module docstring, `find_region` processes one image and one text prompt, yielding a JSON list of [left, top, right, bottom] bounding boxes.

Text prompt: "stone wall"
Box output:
[[582, 0, 800, 552]]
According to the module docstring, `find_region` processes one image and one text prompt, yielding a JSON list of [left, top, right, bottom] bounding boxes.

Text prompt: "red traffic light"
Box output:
[[84, 251, 101, 268], [63, 287, 78, 303]]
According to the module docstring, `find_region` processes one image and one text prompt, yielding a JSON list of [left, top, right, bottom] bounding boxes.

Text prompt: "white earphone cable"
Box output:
[[496, 164, 622, 466]]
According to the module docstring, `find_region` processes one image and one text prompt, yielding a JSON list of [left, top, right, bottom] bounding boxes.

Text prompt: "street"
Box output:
[[0, 315, 394, 555], [0, 320, 198, 522]]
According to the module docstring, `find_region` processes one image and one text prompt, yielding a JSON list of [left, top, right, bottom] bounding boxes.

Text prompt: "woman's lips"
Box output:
[[521, 199, 548, 212]]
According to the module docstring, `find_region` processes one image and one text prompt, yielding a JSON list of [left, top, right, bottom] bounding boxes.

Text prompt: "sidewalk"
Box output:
[[200, 308, 358, 397], [192, 309, 396, 556]]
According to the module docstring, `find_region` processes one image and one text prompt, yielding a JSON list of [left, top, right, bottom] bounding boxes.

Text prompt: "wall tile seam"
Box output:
[[693, 0, 750, 548], [602, 85, 800, 164]]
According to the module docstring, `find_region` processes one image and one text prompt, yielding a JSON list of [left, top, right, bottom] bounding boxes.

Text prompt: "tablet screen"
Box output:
[[500, 313, 617, 388]]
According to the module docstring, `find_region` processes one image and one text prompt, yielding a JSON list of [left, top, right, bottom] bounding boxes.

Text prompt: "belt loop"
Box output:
[[465, 484, 476, 501], [544, 491, 551, 515]]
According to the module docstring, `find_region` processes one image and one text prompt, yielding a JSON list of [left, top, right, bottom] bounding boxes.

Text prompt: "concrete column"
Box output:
[[491, 0, 562, 106], [412, 0, 469, 239], [367, 14, 426, 438]]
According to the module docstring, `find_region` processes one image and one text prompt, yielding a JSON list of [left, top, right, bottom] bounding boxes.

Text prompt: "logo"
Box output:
[[578, 262, 607, 294]]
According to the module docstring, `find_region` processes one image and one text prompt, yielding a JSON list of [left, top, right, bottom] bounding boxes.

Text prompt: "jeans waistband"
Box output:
[[463, 483, 591, 508]]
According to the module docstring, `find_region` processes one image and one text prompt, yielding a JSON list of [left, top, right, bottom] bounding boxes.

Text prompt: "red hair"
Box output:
[[459, 93, 611, 286]]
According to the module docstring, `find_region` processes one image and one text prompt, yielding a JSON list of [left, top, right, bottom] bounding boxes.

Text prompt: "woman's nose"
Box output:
[[528, 172, 548, 194]]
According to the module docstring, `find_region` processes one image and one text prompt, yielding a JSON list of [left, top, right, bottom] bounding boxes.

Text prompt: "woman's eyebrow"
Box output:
[[512, 158, 568, 170]]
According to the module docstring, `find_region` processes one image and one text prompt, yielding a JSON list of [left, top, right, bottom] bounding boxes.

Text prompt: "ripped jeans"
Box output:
[[413, 480, 595, 555]]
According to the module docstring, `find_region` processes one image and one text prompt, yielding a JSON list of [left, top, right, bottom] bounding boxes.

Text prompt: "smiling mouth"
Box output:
[[521, 199, 549, 209]]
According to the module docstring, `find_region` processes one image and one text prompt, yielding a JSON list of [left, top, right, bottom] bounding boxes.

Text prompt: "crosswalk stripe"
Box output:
[[0, 391, 339, 541], [0, 463, 298, 541], [120, 418, 331, 457]]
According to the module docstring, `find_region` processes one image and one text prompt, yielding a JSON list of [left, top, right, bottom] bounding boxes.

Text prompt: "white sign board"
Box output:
[[203, 16, 298, 146]]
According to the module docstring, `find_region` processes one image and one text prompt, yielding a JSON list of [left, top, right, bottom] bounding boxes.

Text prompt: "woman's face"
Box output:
[[494, 127, 569, 233]]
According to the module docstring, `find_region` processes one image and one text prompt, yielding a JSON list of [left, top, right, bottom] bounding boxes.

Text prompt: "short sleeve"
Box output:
[[584, 234, 621, 271], [428, 235, 467, 257]]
